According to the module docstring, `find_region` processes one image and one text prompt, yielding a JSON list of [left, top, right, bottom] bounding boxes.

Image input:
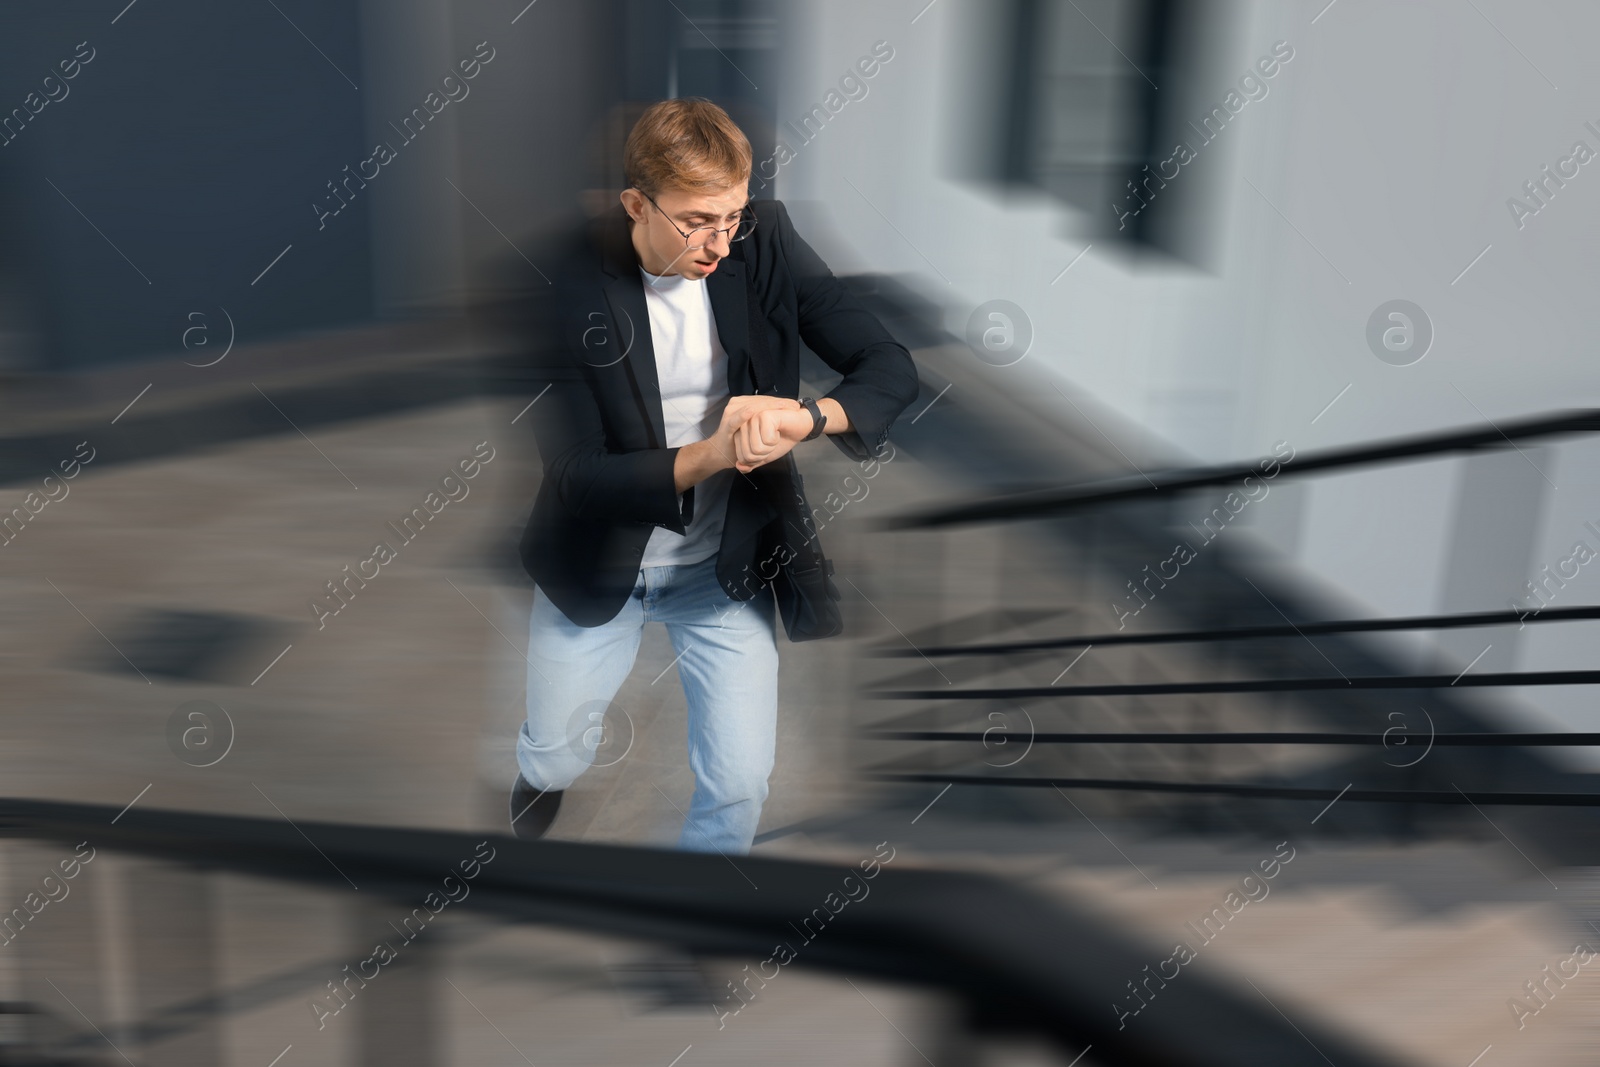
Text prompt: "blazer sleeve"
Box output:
[[520, 273, 693, 534], [773, 199, 921, 461]]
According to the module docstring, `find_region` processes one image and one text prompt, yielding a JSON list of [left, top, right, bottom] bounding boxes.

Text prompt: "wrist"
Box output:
[[779, 408, 816, 442], [692, 438, 734, 472], [675, 440, 730, 493]]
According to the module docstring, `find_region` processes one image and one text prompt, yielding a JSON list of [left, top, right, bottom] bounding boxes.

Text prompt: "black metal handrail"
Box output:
[[884, 407, 1600, 529], [866, 385, 1600, 822], [864, 730, 1600, 746], [870, 603, 1600, 658], [864, 773, 1600, 807], [0, 798, 1412, 1067], [871, 668, 1600, 701]]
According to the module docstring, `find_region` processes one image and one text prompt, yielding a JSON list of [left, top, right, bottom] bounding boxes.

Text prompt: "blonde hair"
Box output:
[[623, 97, 752, 197]]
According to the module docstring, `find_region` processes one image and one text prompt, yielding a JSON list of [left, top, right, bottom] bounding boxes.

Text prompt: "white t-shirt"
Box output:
[[638, 265, 733, 567]]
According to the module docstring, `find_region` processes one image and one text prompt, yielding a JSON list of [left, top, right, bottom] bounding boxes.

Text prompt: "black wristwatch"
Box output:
[[798, 397, 828, 442]]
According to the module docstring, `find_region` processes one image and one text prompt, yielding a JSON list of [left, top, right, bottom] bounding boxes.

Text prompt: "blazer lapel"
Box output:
[[707, 258, 754, 396], [596, 205, 666, 450], [602, 274, 665, 449]]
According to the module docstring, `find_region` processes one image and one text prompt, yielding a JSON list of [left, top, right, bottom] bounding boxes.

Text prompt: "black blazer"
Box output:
[[513, 198, 920, 627]]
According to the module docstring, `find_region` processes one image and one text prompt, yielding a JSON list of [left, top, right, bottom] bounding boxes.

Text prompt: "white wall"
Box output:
[[777, 0, 1600, 751]]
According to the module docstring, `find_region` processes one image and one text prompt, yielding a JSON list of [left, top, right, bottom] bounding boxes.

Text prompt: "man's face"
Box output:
[[624, 183, 749, 280]]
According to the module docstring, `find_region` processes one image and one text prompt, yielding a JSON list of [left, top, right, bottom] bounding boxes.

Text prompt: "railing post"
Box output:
[[123, 858, 224, 1065], [353, 906, 442, 1067]]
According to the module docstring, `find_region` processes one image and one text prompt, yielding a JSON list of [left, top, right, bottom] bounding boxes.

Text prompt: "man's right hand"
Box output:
[[675, 395, 800, 493], [723, 395, 801, 430], [709, 395, 800, 471]]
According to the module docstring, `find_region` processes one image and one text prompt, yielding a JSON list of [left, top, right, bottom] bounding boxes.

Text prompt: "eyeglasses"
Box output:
[[638, 189, 757, 248]]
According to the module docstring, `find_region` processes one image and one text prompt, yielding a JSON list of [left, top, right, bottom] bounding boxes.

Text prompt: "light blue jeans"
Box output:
[[517, 553, 779, 855]]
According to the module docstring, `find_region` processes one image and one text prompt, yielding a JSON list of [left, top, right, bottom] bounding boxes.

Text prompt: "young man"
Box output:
[[510, 97, 919, 854]]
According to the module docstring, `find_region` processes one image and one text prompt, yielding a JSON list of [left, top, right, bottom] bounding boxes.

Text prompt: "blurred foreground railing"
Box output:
[[0, 798, 1413, 1067]]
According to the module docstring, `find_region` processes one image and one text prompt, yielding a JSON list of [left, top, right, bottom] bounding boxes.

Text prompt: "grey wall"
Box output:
[[0, 0, 373, 370]]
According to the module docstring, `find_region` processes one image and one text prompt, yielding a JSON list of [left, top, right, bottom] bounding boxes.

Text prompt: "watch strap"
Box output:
[[798, 397, 827, 442]]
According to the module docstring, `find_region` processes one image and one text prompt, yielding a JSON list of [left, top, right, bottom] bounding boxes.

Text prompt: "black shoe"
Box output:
[[509, 775, 563, 840]]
